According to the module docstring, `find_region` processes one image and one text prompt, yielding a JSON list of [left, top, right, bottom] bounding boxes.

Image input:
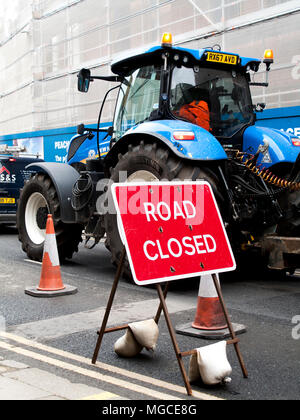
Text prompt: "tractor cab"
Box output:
[[110, 33, 267, 149], [76, 33, 272, 158]]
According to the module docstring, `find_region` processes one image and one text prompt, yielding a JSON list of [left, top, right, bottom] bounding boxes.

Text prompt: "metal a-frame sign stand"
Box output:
[[92, 246, 248, 396], [92, 181, 248, 396]]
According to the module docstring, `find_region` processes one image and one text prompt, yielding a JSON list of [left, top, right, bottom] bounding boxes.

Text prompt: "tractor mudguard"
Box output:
[[105, 119, 227, 170], [243, 126, 300, 168], [26, 162, 79, 223]]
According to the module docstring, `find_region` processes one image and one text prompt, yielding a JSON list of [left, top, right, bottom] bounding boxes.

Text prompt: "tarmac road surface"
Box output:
[[0, 225, 299, 401]]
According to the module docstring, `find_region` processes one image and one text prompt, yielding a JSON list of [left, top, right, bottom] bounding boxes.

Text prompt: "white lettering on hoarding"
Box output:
[[281, 128, 300, 138], [55, 141, 70, 150]]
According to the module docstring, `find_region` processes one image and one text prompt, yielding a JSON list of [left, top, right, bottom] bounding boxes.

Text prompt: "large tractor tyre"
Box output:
[[104, 140, 223, 279], [17, 173, 83, 262]]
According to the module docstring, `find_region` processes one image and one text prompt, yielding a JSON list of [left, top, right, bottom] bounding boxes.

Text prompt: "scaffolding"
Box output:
[[0, 0, 300, 136]]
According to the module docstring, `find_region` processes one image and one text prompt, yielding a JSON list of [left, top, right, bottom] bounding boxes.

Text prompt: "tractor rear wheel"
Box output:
[[104, 140, 223, 279], [17, 173, 83, 262]]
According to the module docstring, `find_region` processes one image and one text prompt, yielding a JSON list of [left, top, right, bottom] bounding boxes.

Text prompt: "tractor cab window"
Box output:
[[170, 66, 254, 138], [114, 65, 161, 140]]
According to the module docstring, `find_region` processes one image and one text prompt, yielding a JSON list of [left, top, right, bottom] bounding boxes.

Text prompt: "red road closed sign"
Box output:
[[111, 181, 236, 286]]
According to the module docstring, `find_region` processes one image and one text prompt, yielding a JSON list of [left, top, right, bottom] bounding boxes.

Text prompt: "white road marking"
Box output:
[[24, 259, 42, 265], [0, 331, 223, 401], [3, 367, 123, 400], [82, 391, 124, 400], [0, 339, 182, 401]]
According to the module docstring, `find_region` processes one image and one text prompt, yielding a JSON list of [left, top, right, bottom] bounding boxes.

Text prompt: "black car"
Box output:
[[0, 151, 43, 225]]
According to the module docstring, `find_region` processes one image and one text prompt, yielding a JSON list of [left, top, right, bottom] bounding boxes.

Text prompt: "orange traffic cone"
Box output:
[[192, 275, 227, 331], [176, 275, 246, 339], [25, 215, 78, 298]]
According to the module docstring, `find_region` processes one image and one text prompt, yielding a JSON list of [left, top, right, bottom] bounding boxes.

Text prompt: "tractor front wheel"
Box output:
[[17, 173, 83, 262]]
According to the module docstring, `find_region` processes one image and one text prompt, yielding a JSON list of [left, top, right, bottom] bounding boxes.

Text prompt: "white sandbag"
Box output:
[[188, 353, 201, 383], [197, 341, 232, 385], [114, 328, 143, 358], [129, 319, 159, 351]]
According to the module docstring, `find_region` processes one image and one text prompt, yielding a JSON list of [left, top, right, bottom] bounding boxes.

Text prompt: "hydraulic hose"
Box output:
[[71, 173, 94, 212], [236, 151, 300, 191]]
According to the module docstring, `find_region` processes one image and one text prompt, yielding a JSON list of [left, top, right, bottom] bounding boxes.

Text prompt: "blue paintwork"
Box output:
[[67, 132, 111, 165], [0, 124, 112, 165], [243, 125, 300, 168], [239, 56, 261, 68], [1, 105, 300, 167], [112, 45, 261, 73], [68, 118, 300, 166], [0, 126, 78, 164], [256, 106, 300, 138], [148, 46, 260, 68], [125, 119, 227, 161]]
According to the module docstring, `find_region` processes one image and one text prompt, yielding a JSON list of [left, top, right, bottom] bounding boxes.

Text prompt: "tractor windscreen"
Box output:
[[170, 66, 254, 138], [114, 65, 161, 140]]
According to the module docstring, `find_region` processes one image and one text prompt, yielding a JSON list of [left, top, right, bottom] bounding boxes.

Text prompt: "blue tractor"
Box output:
[[17, 34, 300, 276]]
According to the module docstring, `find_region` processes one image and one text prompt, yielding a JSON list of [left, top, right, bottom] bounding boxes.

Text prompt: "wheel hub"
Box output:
[[36, 207, 48, 230]]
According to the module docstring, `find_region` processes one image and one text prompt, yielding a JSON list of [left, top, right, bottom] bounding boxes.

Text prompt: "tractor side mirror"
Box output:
[[78, 68, 91, 93]]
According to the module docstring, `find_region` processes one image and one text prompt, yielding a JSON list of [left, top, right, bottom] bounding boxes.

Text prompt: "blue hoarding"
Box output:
[[0, 106, 300, 164], [256, 106, 300, 138]]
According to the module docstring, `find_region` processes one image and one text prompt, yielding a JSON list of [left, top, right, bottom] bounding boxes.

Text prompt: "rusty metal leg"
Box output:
[[212, 274, 248, 378], [156, 284, 193, 396], [154, 282, 169, 324], [92, 247, 126, 364]]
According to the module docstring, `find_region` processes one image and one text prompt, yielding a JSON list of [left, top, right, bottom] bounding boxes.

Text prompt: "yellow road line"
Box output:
[[0, 331, 223, 401], [0, 339, 181, 401], [82, 392, 122, 400]]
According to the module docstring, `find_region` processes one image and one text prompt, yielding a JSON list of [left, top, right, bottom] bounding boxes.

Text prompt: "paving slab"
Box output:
[[4, 368, 118, 400], [0, 360, 29, 370], [0, 376, 51, 400]]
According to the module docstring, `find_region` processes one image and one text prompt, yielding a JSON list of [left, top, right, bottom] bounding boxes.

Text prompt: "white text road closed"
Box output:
[[112, 181, 236, 286], [143, 235, 216, 261]]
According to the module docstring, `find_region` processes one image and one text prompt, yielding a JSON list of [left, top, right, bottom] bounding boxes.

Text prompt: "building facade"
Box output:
[[0, 0, 300, 162]]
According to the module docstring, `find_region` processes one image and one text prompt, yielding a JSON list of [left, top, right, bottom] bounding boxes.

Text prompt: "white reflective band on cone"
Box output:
[[43, 233, 60, 267], [198, 275, 220, 298]]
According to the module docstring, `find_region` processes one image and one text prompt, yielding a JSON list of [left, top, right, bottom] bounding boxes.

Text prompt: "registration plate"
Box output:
[[206, 52, 238, 65], [0, 198, 15, 204]]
